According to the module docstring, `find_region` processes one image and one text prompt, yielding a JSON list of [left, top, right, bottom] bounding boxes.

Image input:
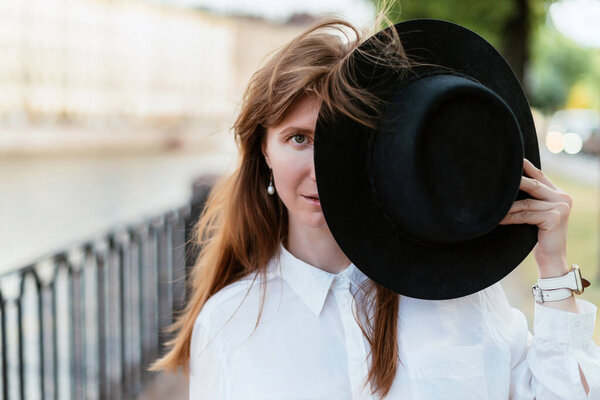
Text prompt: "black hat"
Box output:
[[314, 19, 541, 300]]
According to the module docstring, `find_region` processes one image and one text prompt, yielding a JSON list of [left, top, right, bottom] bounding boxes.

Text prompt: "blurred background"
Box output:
[[0, 0, 598, 399]]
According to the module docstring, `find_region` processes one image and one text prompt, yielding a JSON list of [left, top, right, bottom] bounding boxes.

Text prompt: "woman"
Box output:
[[150, 15, 599, 400]]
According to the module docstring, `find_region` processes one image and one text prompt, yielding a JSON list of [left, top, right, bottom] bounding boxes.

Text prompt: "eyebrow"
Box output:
[[277, 126, 314, 136]]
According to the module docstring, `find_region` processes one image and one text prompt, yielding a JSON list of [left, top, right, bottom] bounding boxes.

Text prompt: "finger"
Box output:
[[498, 208, 564, 230], [523, 158, 560, 191], [504, 198, 559, 214], [519, 176, 571, 205]]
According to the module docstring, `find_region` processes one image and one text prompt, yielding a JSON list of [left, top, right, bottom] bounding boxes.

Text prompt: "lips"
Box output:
[[302, 195, 321, 206]]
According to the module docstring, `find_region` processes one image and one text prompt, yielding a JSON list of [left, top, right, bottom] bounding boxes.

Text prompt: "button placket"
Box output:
[[332, 276, 370, 399]]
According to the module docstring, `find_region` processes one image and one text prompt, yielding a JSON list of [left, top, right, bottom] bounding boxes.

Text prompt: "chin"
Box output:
[[303, 215, 327, 229], [288, 208, 328, 230]]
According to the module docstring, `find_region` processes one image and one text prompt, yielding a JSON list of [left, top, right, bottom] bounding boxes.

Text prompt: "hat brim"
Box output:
[[314, 19, 540, 300]]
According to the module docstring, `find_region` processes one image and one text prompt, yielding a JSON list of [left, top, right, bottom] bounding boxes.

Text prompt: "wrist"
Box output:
[[537, 258, 569, 278], [533, 264, 590, 313]]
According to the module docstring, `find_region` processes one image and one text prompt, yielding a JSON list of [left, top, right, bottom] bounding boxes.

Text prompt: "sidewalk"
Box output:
[[139, 371, 189, 400], [539, 146, 599, 188]]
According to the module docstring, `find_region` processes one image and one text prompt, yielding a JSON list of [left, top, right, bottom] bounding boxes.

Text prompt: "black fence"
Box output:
[[0, 176, 215, 400]]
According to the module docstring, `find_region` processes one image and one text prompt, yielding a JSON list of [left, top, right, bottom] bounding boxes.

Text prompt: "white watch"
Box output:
[[531, 264, 591, 304]]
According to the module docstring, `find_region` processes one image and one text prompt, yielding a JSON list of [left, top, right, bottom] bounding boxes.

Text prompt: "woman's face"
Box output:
[[262, 95, 326, 231]]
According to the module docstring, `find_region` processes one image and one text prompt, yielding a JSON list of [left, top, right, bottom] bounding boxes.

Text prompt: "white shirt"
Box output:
[[189, 242, 600, 399]]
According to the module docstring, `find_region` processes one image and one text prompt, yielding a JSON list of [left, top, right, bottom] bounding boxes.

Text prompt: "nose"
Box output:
[[310, 156, 316, 182]]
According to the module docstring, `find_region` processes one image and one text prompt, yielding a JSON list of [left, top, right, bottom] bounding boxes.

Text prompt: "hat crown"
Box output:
[[372, 74, 524, 245], [314, 19, 541, 299]]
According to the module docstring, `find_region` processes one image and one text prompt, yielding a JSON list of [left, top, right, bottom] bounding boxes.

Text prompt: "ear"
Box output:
[[261, 136, 271, 169]]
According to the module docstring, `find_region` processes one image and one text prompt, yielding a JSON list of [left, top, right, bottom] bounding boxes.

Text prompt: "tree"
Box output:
[[526, 20, 595, 112], [372, 0, 554, 95]]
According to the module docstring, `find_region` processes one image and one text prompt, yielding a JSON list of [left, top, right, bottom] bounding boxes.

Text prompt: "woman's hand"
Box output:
[[498, 158, 573, 278]]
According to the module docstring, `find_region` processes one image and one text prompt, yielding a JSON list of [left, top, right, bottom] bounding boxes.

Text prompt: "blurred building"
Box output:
[[0, 0, 304, 145]]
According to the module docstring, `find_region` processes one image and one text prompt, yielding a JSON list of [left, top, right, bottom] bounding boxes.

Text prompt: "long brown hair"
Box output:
[[150, 8, 432, 398]]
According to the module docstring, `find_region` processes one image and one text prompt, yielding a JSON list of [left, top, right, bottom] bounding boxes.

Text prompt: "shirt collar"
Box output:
[[268, 242, 369, 317]]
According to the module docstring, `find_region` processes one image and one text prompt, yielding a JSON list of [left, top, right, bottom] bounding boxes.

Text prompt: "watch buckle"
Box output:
[[532, 284, 544, 304]]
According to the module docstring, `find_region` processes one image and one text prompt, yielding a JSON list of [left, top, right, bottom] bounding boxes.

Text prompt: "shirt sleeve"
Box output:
[[189, 321, 227, 400], [484, 282, 600, 400]]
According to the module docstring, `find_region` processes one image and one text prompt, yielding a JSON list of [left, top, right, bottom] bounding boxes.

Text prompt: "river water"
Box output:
[[0, 150, 237, 276]]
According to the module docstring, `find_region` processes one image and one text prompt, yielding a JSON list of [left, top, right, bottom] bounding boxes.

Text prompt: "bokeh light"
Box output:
[[545, 130, 564, 153], [563, 132, 583, 154]]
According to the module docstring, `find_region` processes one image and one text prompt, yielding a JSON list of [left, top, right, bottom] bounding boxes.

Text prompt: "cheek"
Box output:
[[272, 160, 303, 197], [269, 150, 309, 202]]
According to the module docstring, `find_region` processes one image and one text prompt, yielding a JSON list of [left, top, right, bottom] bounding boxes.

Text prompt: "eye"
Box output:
[[291, 134, 306, 144], [289, 134, 310, 145]]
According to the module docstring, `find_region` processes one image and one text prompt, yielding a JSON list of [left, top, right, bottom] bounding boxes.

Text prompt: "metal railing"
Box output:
[[0, 176, 215, 400]]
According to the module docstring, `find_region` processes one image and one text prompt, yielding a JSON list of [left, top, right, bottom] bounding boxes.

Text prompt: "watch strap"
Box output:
[[537, 269, 578, 290], [532, 285, 573, 304], [537, 264, 591, 294]]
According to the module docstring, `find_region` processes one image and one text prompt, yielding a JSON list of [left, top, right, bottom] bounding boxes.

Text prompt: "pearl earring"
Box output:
[[267, 171, 275, 195]]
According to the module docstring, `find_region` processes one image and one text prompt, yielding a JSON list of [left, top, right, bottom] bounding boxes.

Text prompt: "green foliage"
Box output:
[[527, 21, 596, 112], [373, 0, 520, 53], [566, 52, 600, 111], [526, 57, 570, 111]]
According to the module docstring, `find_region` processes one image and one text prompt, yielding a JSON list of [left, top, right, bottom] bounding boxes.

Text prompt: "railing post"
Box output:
[[185, 175, 219, 302], [117, 241, 128, 400], [1, 289, 8, 400], [96, 249, 107, 400]]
